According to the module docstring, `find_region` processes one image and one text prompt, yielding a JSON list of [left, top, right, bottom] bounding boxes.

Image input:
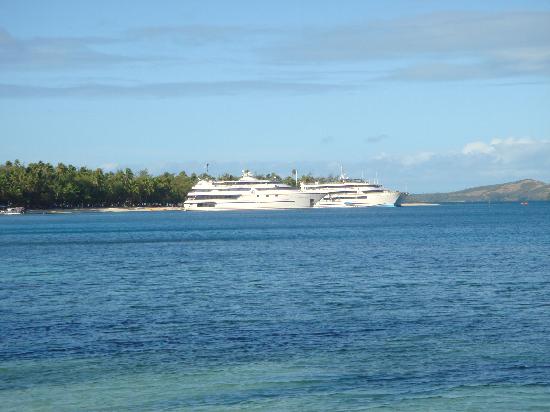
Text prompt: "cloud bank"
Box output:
[[366, 137, 550, 192], [265, 11, 550, 81], [1, 10, 549, 87], [0, 81, 348, 98]]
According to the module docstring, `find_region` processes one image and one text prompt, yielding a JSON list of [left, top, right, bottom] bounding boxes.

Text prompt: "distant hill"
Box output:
[[405, 179, 550, 203]]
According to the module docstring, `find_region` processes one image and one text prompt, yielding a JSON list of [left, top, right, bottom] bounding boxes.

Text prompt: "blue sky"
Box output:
[[1, 0, 549, 192]]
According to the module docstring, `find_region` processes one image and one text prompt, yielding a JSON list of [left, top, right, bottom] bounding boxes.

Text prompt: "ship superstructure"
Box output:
[[301, 173, 401, 207]]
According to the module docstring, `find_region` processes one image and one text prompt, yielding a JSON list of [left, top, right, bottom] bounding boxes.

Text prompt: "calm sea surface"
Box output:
[[1, 204, 549, 411]]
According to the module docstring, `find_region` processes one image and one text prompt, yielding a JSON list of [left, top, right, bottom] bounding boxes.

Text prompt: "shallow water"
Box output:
[[1, 204, 549, 411]]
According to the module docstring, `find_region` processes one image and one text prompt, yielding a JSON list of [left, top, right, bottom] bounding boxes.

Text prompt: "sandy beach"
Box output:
[[27, 206, 185, 214]]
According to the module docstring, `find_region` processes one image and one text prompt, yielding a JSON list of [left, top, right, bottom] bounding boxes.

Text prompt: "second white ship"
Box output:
[[301, 175, 401, 208]]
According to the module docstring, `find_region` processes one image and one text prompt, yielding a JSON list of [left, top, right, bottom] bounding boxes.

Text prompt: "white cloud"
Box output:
[[364, 137, 550, 192], [373, 151, 435, 167], [462, 141, 495, 155], [462, 137, 550, 163], [401, 152, 436, 166]]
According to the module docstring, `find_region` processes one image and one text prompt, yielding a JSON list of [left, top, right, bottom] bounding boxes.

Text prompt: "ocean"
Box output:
[[1, 204, 549, 411]]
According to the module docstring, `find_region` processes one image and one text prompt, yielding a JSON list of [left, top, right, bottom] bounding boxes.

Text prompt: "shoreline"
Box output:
[[24, 204, 437, 214], [27, 206, 185, 214], [399, 203, 440, 207]]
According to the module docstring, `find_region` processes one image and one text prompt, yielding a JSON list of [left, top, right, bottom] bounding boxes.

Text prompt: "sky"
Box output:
[[1, 0, 549, 192]]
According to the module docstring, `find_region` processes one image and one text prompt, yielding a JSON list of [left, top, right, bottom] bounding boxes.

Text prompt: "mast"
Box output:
[[339, 165, 346, 182]]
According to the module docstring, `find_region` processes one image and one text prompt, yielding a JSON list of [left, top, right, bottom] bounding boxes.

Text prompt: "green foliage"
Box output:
[[218, 173, 238, 181], [282, 176, 297, 187], [0, 161, 199, 209], [299, 174, 316, 184]]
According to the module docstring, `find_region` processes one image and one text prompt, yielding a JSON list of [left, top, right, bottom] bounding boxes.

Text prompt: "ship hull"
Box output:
[[184, 192, 325, 211], [315, 190, 400, 208]]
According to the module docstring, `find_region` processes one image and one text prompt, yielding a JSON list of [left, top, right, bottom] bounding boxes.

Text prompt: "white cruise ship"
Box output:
[[183, 171, 326, 211], [301, 175, 401, 208]]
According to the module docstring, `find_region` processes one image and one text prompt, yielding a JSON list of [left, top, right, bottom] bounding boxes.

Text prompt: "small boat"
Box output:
[[0, 206, 25, 215], [520, 202, 528, 206]]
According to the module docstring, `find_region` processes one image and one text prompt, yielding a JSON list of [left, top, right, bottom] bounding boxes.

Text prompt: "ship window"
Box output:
[[197, 202, 216, 207], [194, 195, 240, 200]]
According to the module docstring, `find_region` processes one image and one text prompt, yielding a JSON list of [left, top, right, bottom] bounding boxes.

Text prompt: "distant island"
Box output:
[[405, 179, 550, 203]]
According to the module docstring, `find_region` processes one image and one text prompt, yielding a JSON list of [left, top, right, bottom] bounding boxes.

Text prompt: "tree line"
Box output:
[[0, 160, 335, 209]]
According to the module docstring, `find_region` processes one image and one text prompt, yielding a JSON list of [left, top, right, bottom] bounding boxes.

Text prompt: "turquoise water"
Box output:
[[1, 204, 549, 411]]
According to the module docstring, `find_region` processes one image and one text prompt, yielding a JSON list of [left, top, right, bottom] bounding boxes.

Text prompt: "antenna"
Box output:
[[339, 165, 347, 182], [205, 163, 209, 174]]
